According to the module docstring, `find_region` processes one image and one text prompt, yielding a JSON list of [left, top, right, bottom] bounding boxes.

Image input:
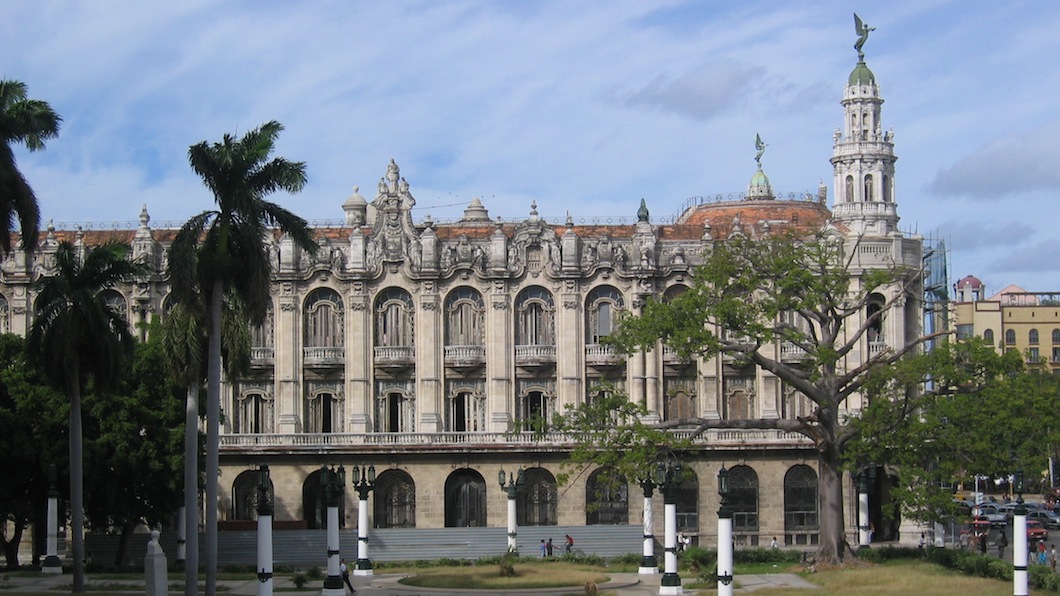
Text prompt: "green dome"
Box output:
[[747, 167, 773, 200], [849, 61, 876, 86]]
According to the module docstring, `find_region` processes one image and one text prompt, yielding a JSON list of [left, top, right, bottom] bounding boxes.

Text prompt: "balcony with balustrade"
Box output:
[[585, 343, 623, 367], [303, 346, 344, 367], [374, 345, 416, 368], [444, 344, 486, 367], [251, 347, 274, 367], [515, 344, 556, 367]]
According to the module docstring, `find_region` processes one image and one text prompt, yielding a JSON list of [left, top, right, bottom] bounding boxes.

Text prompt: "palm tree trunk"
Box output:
[[205, 279, 223, 596], [68, 368, 86, 593], [184, 383, 200, 596]]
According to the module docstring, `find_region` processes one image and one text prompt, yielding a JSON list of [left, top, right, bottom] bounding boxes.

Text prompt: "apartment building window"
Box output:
[[515, 286, 555, 346], [238, 392, 273, 434], [1030, 329, 1040, 345], [305, 390, 342, 433], [730, 465, 759, 532], [586, 285, 624, 344], [305, 288, 343, 348], [1028, 347, 1040, 363], [956, 324, 973, 340], [446, 390, 485, 432], [1005, 329, 1016, 345], [1053, 329, 1060, 344], [375, 288, 414, 348], [445, 287, 484, 346], [374, 469, 416, 528], [983, 329, 994, 344], [376, 390, 414, 433]]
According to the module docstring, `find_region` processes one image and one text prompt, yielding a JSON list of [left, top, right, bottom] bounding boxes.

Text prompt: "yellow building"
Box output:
[[953, 276, 1060, 370]]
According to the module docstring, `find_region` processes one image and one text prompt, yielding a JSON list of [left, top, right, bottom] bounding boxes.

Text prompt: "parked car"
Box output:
[[1027, 510, 1060, 530], [975, 504, 1008, 527], [1027, 520, 1049, 542]]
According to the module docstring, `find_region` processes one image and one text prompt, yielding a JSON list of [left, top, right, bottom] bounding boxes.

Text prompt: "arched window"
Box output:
[[664, 388, 695, 421], [784, 465, 818, 545], [444, 469, 486, 527], [726, 389, 753, 420], [251, 302, 274, 353], [882, 175, 891, 202], [232, 469, 273, 521], [305, 390, 342, 433], [586, 468, 628, 525], [445, 287, 484, 346], [729, 466, 759, 533], [238, 391, 273, 434], [863, 174, 874, 202], [515, 286, 555, 346], [375, 288, 414, 348], [0, 295, 9, 334], [518, 468, 558, 526], [674, 469, 699, 532], [782, 385, 812, 421], [983, 329, 995, 344], [845, 175, 854, 203], [518, 389, 552, 432], [1005, 329, 1016, 345], [1053, 329, 1060, 344], [446, 388, 485, 432], [866, 293, 885, 344], [374, 469, 416, 529], [304, 288, 344, 347], [586, 286, 624, 344], [302, 469, 345, 530], [1030, 329, 1040, 345], [376, 388, 414, 433], [100, 289, 129, 328]]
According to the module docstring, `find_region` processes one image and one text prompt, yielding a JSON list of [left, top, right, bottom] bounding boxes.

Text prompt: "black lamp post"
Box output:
[[637, 471, 660, 574], [1014, 468, 1028, 596], [499, 468, 525, 552], [256, 464, 274, 593], [321, 465, 346, 594], [657, 455, 684, 595], [717, 465, 733, 596], [352, 465, 377, 575]]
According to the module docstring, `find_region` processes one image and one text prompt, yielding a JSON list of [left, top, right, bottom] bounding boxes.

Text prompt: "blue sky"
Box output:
[[3, 1, 1059, 292]]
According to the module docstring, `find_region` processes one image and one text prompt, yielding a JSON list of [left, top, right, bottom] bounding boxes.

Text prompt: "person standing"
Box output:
[[546, 538, 554, 557], [565, 534, 574, 555], [770, 536, 778, 549], [997, 531, 1008, 559], [540, 539, 547, 557]]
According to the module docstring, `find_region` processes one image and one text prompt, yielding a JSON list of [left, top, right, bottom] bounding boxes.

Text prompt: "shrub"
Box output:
[[858, 546, 922, 562], [680, 546, 716, 574], [735, 548, 804, 564], [291, 570, 308, 588]]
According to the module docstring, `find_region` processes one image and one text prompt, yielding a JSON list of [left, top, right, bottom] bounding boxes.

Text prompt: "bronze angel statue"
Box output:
[[854, 13, 875, 60], [754, 134, 767, 166]]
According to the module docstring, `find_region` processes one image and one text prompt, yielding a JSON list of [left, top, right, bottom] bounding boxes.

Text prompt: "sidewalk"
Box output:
[[0, 570, 818, 594]]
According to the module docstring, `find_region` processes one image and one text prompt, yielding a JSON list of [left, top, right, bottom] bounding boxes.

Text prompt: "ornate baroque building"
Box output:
[[1, 37, 922, 547]]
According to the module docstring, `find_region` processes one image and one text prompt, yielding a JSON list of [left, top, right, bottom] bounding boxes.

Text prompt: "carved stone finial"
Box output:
[[139, 204, 150, 228]]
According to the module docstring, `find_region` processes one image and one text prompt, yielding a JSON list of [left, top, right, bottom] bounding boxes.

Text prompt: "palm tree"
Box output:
[[169, 120, 316, 595], [27, 241, 143, 593], [162, 294, 251, 596], [0, 80, 61, 253]]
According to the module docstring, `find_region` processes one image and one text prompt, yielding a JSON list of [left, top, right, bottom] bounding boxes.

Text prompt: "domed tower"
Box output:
[[747, 133, 774, 200], [830, 13, 899, 236]]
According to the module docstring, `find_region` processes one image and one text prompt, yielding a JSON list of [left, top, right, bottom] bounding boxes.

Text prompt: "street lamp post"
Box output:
[[321, 466, 346, 596], [255, 465, 273, 596], [657, 458, 684, 595], [1013, 469, 1028, 596], [352, 465, 377, 576], [717, 466, 734, 596], [498, 468, 525, 553], [637, 474, 659, 575], [42, 464, 62, 574], [857, 464, 876, 550]]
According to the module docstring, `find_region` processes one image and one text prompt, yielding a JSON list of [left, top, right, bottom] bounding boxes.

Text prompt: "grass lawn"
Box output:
[[397, 561, 609, 589], [751, 559, 1031, 595]]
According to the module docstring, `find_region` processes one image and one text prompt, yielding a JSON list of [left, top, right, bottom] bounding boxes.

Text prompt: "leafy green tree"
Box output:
[[81, 321, 185, 566], [849, 339, 1060, 522], [27, 242, 143, 591], [169, 121, 315, 595], [0, 80, 61, 253], [606, 232, 936, 565], [0, 334, 66, 569]]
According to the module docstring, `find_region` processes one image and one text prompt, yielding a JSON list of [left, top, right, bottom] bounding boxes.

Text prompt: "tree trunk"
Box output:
[[816, 443, 850, 565], [114, 521, 135, 567], [1, 519, 23, 568], [68, 368, 86, 592], [204, 280, 223, 596], [184, 383, 200, 596]]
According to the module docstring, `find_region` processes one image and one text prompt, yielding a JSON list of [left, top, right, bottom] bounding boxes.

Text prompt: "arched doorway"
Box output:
[[445, 469, 486, 527], [518, 467, 557, 526], [374, 469, 416, 529]]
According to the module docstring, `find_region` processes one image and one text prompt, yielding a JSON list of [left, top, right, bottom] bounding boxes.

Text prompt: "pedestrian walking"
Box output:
[[565, 534, 574, 555], [997, 531, 1008, 559], [340, 558, 356, 593], [540, 539, 547, 557], [546, 538, 554, 557]]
